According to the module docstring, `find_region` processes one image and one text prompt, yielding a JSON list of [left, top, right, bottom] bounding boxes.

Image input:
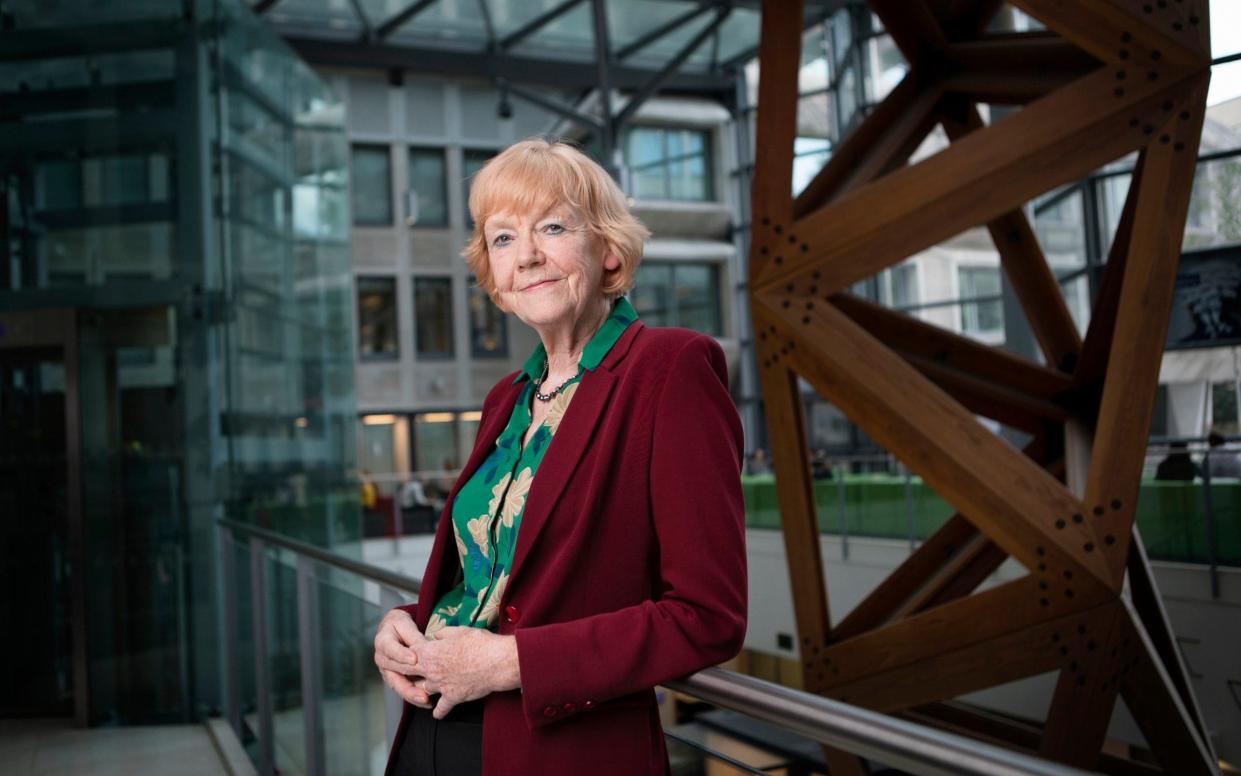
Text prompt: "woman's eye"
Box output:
[[491, 234, 512, 247], [543, 223, 565, 234]]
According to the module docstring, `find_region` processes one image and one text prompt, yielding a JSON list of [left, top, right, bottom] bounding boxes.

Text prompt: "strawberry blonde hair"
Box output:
[[462, 138, 649, 308]]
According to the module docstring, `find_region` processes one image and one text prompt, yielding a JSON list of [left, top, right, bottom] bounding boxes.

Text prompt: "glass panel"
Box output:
[[469, 284, 508, 358], [316, 568, 390, 776], [1033, 187, 1087, 277], [414, 276, 455, 359], [1183, 153, 1241, 251], [673, 263, 721, 336], [631, 263, 674, 327], [352, 145, 393, 225], [267, 550, 306, 776], [958, 266, 1004, 340], [1096, 173, 1132, 259], [415, 413, 459, 476], [408, 147, 448, 227], [1060, 274, 1092, 337], [358, 276, 399, 359], [625, 127, 711, 201], [792, 136, 830, 195]]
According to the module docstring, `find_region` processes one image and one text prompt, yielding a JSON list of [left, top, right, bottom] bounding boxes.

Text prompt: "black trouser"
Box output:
[[393, 697, 485, 776]]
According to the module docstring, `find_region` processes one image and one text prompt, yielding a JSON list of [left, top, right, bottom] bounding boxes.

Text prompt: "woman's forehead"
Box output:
[[484, 201, 581, 228]]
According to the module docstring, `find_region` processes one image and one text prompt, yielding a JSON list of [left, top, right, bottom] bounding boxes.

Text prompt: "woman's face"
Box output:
[[483, 202, 619, 332]]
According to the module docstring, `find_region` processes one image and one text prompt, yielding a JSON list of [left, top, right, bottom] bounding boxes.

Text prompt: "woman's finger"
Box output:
[[375, 652, 421, 676], [431, 694, 456, 721], [390, 612, 427, 647], [382, 670, 432, 708]]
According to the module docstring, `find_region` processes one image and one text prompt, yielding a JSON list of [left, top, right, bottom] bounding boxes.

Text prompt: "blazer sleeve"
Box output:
[[512, 334, 748, 730]]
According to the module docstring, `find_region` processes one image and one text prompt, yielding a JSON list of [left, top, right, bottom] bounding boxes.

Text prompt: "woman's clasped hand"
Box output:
[[374, 607, 520, 720]]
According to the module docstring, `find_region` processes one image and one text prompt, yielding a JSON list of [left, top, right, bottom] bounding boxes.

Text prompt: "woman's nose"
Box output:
[[515, 233, 544, 268]]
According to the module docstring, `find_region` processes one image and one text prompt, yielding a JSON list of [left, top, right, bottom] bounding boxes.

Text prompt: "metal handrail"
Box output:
[[217, 518, 1089, 776], [666, 669, 1091, 776], [218, 517, 420, 593]]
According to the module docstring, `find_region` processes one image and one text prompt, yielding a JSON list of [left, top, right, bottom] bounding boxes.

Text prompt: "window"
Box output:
[[408, 147, 447, 226], [884, 263, 918, 309], [351, 144, 392, 225], [626, 127, 712, 201], [414, 276, 454, 358], [958, 266, 1003, 339], [414, 412, 460, 475], [462, 149, 494, 227], [468, 284, 507, 358], [631, 261, 721, 335], [36, 159, 82, 210], [357, 276, 398, 359]]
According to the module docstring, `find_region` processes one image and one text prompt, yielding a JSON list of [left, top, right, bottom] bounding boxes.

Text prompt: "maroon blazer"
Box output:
[[384, 322, 747, 776]]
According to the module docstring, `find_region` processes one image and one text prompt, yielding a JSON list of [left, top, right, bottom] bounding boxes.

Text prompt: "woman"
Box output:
[[373, 138, 747, 776]]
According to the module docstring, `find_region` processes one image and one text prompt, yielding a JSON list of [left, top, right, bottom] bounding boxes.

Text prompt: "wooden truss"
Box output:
[[749, 1, 1215, 772]]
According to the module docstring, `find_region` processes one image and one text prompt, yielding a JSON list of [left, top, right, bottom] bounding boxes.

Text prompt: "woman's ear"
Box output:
[[602, 246, 621, 271]]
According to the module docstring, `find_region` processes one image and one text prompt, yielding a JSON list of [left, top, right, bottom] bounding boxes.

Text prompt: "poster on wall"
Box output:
[[1166, 245, 1241, 350]]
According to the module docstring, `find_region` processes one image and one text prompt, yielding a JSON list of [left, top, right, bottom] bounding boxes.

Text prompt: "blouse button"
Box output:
[[504, 605, 521, 623], [562, 702, 576, 713], [542, 705, 558, 718], [583, 700, 595, 709]]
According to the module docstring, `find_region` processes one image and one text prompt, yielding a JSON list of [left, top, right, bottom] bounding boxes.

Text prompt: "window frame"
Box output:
[[356, 274, 400, 361], [625, 125, 715, 202]]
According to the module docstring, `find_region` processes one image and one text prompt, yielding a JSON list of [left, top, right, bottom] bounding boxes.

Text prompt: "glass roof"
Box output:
[[257, 0, 845, 75]]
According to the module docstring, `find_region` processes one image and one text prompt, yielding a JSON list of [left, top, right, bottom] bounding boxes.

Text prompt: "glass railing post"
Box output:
[[380, 585, 407, 749], [217, 523, 242, 736], [1200, 455, 1220, 598], [296, 554, 326, 776], [249, 536, 275, 776]]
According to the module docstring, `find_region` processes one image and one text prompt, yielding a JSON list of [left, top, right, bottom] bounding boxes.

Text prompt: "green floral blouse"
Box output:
[[425, 297, 639, 636]]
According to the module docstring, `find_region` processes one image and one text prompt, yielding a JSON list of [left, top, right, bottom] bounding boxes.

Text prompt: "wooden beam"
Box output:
[[763, 66, 1200, 295], [942, 67, 1086, 104], [832, 514, 983, 642], [944, 33, 1099, 74], [1075, 150, 1146, 388], [941, 104, 1083, 371], [831, 293, 1074, 400], [1010, 0, 1210, 68], [747, 0, 803, 280], [751, 309, 833, 675], [1084, 76, 1208, 585], [1117, 600, 1217, 775], [1125, 529, 1216, 753], [870, 0, 949, 66], [793, 74, 944, 219], [765, 295, 1109, 585], [1039, 602, 1125, 767], [890, 532, 1008, 618], [821, 591, 1111, 713], [903, 352, 1068, 433]]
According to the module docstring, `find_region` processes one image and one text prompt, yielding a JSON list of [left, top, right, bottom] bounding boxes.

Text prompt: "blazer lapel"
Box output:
[[508, 321, 643, 582], [508, 367, 616, 581]]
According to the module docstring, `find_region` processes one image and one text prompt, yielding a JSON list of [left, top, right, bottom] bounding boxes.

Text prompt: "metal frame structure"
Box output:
[[748, 1, 1217, 773]]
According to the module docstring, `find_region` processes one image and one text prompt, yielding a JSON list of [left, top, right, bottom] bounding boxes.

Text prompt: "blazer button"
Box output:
[[542, 705, 558, 718], [583, 700, 595, 709], [562, 702, 576, 713], [504, 605, 521, 623]]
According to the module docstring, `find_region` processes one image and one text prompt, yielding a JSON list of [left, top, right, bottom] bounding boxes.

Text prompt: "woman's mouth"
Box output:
[[522, 279, 560, 292]]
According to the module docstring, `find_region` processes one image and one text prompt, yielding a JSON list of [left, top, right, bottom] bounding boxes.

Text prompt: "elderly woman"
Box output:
[[373, 138, 747, 776]]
